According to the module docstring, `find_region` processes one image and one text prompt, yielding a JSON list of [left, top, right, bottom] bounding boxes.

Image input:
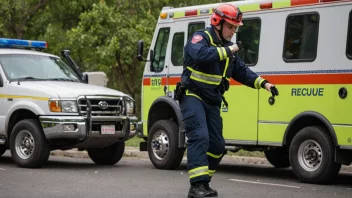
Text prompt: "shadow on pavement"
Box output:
[[0, 154, 123, 170], [177, 161, 352, 187]]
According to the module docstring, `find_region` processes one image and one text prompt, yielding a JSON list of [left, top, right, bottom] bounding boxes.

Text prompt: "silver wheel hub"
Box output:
[[15, 130, 35, 159], [151, 130, 169, 160], [298, 140, 322, 172]]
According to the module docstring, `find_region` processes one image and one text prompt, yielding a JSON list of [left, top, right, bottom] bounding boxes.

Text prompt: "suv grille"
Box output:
[[77, 96, 123, 116]]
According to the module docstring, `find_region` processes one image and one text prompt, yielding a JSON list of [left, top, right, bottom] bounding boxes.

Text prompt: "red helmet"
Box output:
[[211, 4, 243, 26]]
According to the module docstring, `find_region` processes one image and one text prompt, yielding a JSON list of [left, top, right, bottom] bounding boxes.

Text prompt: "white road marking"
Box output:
[[0, 168, 6, 171], [229, 179, 300, 189]]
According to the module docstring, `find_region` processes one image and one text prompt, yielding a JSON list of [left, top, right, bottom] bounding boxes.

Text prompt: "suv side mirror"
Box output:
[[137, 40, 144, 61], [83, 73, 89, 84], [137, 40, 154, 63]]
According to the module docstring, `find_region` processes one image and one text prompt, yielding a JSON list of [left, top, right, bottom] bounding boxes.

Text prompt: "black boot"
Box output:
[[187, 183, 218, 198], [205, 183, 218, 197]]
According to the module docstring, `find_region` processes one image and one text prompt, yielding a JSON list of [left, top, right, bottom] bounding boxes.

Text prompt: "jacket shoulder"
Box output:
[[189, 29, 210, 44]]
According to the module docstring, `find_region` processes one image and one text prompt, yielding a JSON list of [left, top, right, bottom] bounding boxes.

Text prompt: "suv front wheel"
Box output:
[[0, 146, 6, 156], [87, 141, 125, 165], [10, 119, 50, 168]]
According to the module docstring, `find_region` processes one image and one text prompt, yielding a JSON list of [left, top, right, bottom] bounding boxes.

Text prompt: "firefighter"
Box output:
[[178, 3, 279, 198]]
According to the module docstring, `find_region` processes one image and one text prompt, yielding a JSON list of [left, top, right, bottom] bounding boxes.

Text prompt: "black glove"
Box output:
[[270, 86, 279, 97], [261, 80, 279, 97], [236, 41, 243, 50]]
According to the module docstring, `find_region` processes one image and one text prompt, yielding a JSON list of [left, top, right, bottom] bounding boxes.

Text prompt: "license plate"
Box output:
[[101, 125, 115, 134]]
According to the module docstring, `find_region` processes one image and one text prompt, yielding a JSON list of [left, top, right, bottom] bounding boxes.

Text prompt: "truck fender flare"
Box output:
[[283, 111, 337, 146], [5, 101, 44, 135], [148, 96, 184, 133]]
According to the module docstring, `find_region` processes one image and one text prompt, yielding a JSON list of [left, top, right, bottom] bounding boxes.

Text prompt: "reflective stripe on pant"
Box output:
[[180, 94, 225, 185]]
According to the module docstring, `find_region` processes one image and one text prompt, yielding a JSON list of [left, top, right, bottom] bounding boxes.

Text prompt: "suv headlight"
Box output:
[[49, 99, 78, 113], [124, 96, 135, 116]]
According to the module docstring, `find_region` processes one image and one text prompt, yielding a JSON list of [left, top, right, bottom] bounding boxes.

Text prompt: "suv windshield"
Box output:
[[0, 54, 81, 82]]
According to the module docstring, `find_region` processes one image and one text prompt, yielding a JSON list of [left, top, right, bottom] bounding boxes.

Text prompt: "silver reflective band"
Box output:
[[191, 72, 222, 85], [188, 166, 209, 179], [217, 47, 227, 60]]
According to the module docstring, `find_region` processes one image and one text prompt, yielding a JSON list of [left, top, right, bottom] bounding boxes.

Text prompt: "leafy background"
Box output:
[[0, 0, 239, 119]]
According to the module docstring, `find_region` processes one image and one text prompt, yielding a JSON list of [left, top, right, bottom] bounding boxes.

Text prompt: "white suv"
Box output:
[[0, 38, 138, 168]]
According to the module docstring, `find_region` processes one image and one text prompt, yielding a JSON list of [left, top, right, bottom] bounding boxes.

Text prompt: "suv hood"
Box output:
[[16, 81, 126, 98]]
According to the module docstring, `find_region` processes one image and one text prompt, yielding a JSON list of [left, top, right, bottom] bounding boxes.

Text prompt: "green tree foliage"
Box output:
[[66, 1, 158, 117], [0, 0, 49, 38], [0, 0, 240, 118]]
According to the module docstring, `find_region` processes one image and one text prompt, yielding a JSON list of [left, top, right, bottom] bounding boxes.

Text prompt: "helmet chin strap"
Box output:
[[214, 20, 226, 44]]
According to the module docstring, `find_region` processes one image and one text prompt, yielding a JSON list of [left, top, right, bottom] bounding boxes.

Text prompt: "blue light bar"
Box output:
[[0, 38, 47, 49]]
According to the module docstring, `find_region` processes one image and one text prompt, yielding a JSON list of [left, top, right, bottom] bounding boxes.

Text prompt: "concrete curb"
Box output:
[[50, 147, 352, 172], [49, 147, 269, 165], [50, 147, 150, 159]]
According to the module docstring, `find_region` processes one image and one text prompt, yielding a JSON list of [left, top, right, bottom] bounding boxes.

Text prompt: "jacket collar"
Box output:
[[206, 27, 231, 46], [206, 27, 222, 45]]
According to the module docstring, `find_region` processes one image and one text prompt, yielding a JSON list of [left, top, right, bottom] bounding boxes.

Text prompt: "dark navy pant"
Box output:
[[180, 93, 225, 185]]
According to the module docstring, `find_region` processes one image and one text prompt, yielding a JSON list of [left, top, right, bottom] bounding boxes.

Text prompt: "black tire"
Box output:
[[0, 146, 6, 156], [10, 119, 50, 168], [264, 148, 290, 168], [87, 141, 125, 165], [289, 126, 341, 184], [147, 120, 184, 170]]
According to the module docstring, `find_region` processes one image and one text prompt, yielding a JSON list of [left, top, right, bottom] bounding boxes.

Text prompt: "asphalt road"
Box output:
[[1, 151, 352, 198]]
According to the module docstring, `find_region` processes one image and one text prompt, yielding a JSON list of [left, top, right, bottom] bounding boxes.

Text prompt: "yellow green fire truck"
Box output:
[[136, 0, 352, 184]]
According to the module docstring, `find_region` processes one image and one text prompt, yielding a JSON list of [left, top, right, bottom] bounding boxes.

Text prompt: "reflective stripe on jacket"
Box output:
[[181, 27, 264, 105]]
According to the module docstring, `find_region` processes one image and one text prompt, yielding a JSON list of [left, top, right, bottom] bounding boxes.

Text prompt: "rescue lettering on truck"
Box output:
[[291, 88, 324, 96], [136, 0, 352, 184]]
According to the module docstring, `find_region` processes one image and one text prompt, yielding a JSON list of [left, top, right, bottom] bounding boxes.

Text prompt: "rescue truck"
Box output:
[[136, 0, 352, 184], [0, 38, 138, 168]]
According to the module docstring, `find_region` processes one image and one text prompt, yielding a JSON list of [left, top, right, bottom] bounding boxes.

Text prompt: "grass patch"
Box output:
[[125, 136, 144, 147], [123, 152, 138, 158], [227, 150, 265, 158], [183, 149, 265, 158]]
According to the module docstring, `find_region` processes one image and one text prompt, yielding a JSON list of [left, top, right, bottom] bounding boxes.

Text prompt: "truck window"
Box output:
[[347, 10, 352, 59], [171, 32, 185, 66], [237, 18, 261, 66], [283, 12, 319, 62], [152, 27, 170, 72], [188, 22, 205, 40]]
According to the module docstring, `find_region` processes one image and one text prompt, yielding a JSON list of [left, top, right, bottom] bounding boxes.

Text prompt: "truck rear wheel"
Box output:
[[289, 126, 341, 184], [264, 148, 290, 168], [87, 141, 125, 165], [148, 120, 184, 170], [10, 119, 50, 168]]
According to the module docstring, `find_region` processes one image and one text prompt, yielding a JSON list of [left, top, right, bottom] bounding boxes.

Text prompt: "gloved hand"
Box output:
[[270, 86, 279, 97], [262, 80, 279, 97], [236, 41, 243, 50], [229, 43, 240, 53]]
